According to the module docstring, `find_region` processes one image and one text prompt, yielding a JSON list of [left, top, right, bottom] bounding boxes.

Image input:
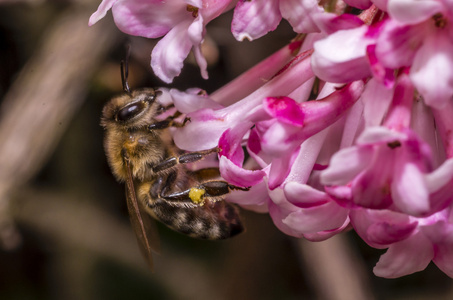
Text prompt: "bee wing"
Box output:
[[124, 160, 161, 270]]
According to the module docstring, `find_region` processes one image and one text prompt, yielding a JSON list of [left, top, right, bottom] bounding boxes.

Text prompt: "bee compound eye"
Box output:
[[116, 101, 146, 121]]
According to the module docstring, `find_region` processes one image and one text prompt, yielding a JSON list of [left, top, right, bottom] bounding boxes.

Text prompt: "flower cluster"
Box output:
[[90, 0, 453, 278]]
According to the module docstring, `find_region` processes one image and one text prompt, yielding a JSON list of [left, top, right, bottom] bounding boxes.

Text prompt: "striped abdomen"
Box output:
[[146, 198, 243, 240]]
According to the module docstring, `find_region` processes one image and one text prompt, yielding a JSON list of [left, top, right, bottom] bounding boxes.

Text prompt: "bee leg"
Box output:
[[161, 180, 249, 206], [189, 168, 221, 181], [148, 112, 190, 130], [151, 148, 219, 173]]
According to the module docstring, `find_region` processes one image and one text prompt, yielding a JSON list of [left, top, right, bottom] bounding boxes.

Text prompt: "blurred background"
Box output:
[[0, 1, 452, 299]]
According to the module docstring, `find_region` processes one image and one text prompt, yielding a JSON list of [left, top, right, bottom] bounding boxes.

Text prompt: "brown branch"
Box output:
[[296, 235, 375, 300]]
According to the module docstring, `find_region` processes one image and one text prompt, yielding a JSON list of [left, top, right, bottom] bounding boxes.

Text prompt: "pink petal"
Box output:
[[324, 185, 354, 208], [303, 217, 350, 241], [351, 147, 395, 209], [367, 44, 395, 87], [362, 78, 394, 127], [314, 13, 364, 35], [284, 182, 329, 207], [373, 0, 389, 10], [421, 221, 453, 277], [263, 96, 305, 126], [320, 146, 374, 186], [367, 220, 417, 245], [312, 25, 374, 83], [375, 20, 422, 69], [424, 159, 453, 211], [356, 126, 407, 145], [425, 158, 453, 193], [260, 121, 301, 156], [151, 20, 193, 83], [350, 209, 412, 248], [89, 0, 117, 26], [187, 15, 209, 80], [173, 109, 227, 151], [218, 126, 249, 165], [410, 31, 453, 108], [170, 88, 223, 113], [279, 0, 323, 33], [268, 154, 295, 189], [112, 0, 188, 38], [392, 162, 430, 216], [388, 0, 443, 24], [373, 232, 433, 278], [232, 0, 282, 41], [282, 201, 349, 234], [343, 0, 372, 9], [269, 200, 303, 237], [227, 180, 269, 206], [198, 0, 233, 22], [219, 156, 266, 187]]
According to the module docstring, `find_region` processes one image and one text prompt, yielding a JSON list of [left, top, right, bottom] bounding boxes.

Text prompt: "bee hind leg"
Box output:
[[161, 180, 249, 206]]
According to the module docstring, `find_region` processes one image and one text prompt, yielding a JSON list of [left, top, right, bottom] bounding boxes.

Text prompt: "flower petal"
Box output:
[[410, 31, 453, 108], [321, 145, 374, 185], [173, 108, 227, 151], [343, 0, 372, 9], [282, 201, 349, 234], [392, 162, 430, 216], [350, 209, 412, 248], [375, 20, 422, 69], [188, 15, 209, 80], [112, 0, 188, 38], [312, 26, 373, 83], [356, 126, 406, 145], [279, 0, 324, 33], [151, 20, 193, 83], [373, 232, 433, 278], [263, 96, 305, 126], [89, 0, 117, 26], [367, 220, 417, 245], [227, 180, 269, 207], [284, 182, 329, 207], [421, 220, 453, 277], [388, 0, 443, 24], [232, 0, 282, 41], [219, 156, 266, 187], [170, 88, 223, 113]]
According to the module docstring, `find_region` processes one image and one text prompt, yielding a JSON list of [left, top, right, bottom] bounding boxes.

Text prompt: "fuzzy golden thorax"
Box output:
[[101, 88, 168, 182]]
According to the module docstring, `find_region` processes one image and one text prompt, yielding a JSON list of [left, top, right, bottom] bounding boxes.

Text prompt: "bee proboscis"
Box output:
[[101, 62, 247, 269]]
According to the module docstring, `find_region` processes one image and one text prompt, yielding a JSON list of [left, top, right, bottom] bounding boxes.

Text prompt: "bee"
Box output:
[[100, 61, 247, 269]]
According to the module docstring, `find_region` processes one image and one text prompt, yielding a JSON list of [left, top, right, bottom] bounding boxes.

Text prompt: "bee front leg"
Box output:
[[151, 148, 219, 173], [148, 112, 190, 130]]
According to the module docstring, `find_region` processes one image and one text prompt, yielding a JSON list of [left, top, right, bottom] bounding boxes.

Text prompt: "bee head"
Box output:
[[101, 88, 162, 129]]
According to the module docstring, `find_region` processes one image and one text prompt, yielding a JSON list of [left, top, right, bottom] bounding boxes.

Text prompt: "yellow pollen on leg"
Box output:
[[189, 187, 205, 205]]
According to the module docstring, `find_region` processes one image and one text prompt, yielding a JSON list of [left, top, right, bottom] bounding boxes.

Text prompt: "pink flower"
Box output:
[[231, 0, 366, 41], [351, 207, 453, 278], [374, 6, 453, 108], [231, 0, 325, 41], [89, 0, 233, 83], [90, 0, 453, 279], [321, 73, 453, 216], [164, 48, 362, 239]]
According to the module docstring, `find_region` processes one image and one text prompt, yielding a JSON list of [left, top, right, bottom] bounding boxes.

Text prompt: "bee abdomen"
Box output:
[[148, 200, 243, 240]]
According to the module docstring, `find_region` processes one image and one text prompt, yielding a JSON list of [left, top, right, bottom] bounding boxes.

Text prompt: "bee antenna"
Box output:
[[121, 45, 132, 95]]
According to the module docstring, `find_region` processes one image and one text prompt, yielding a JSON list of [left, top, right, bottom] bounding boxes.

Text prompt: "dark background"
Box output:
[[0, 1, 452, 299]]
